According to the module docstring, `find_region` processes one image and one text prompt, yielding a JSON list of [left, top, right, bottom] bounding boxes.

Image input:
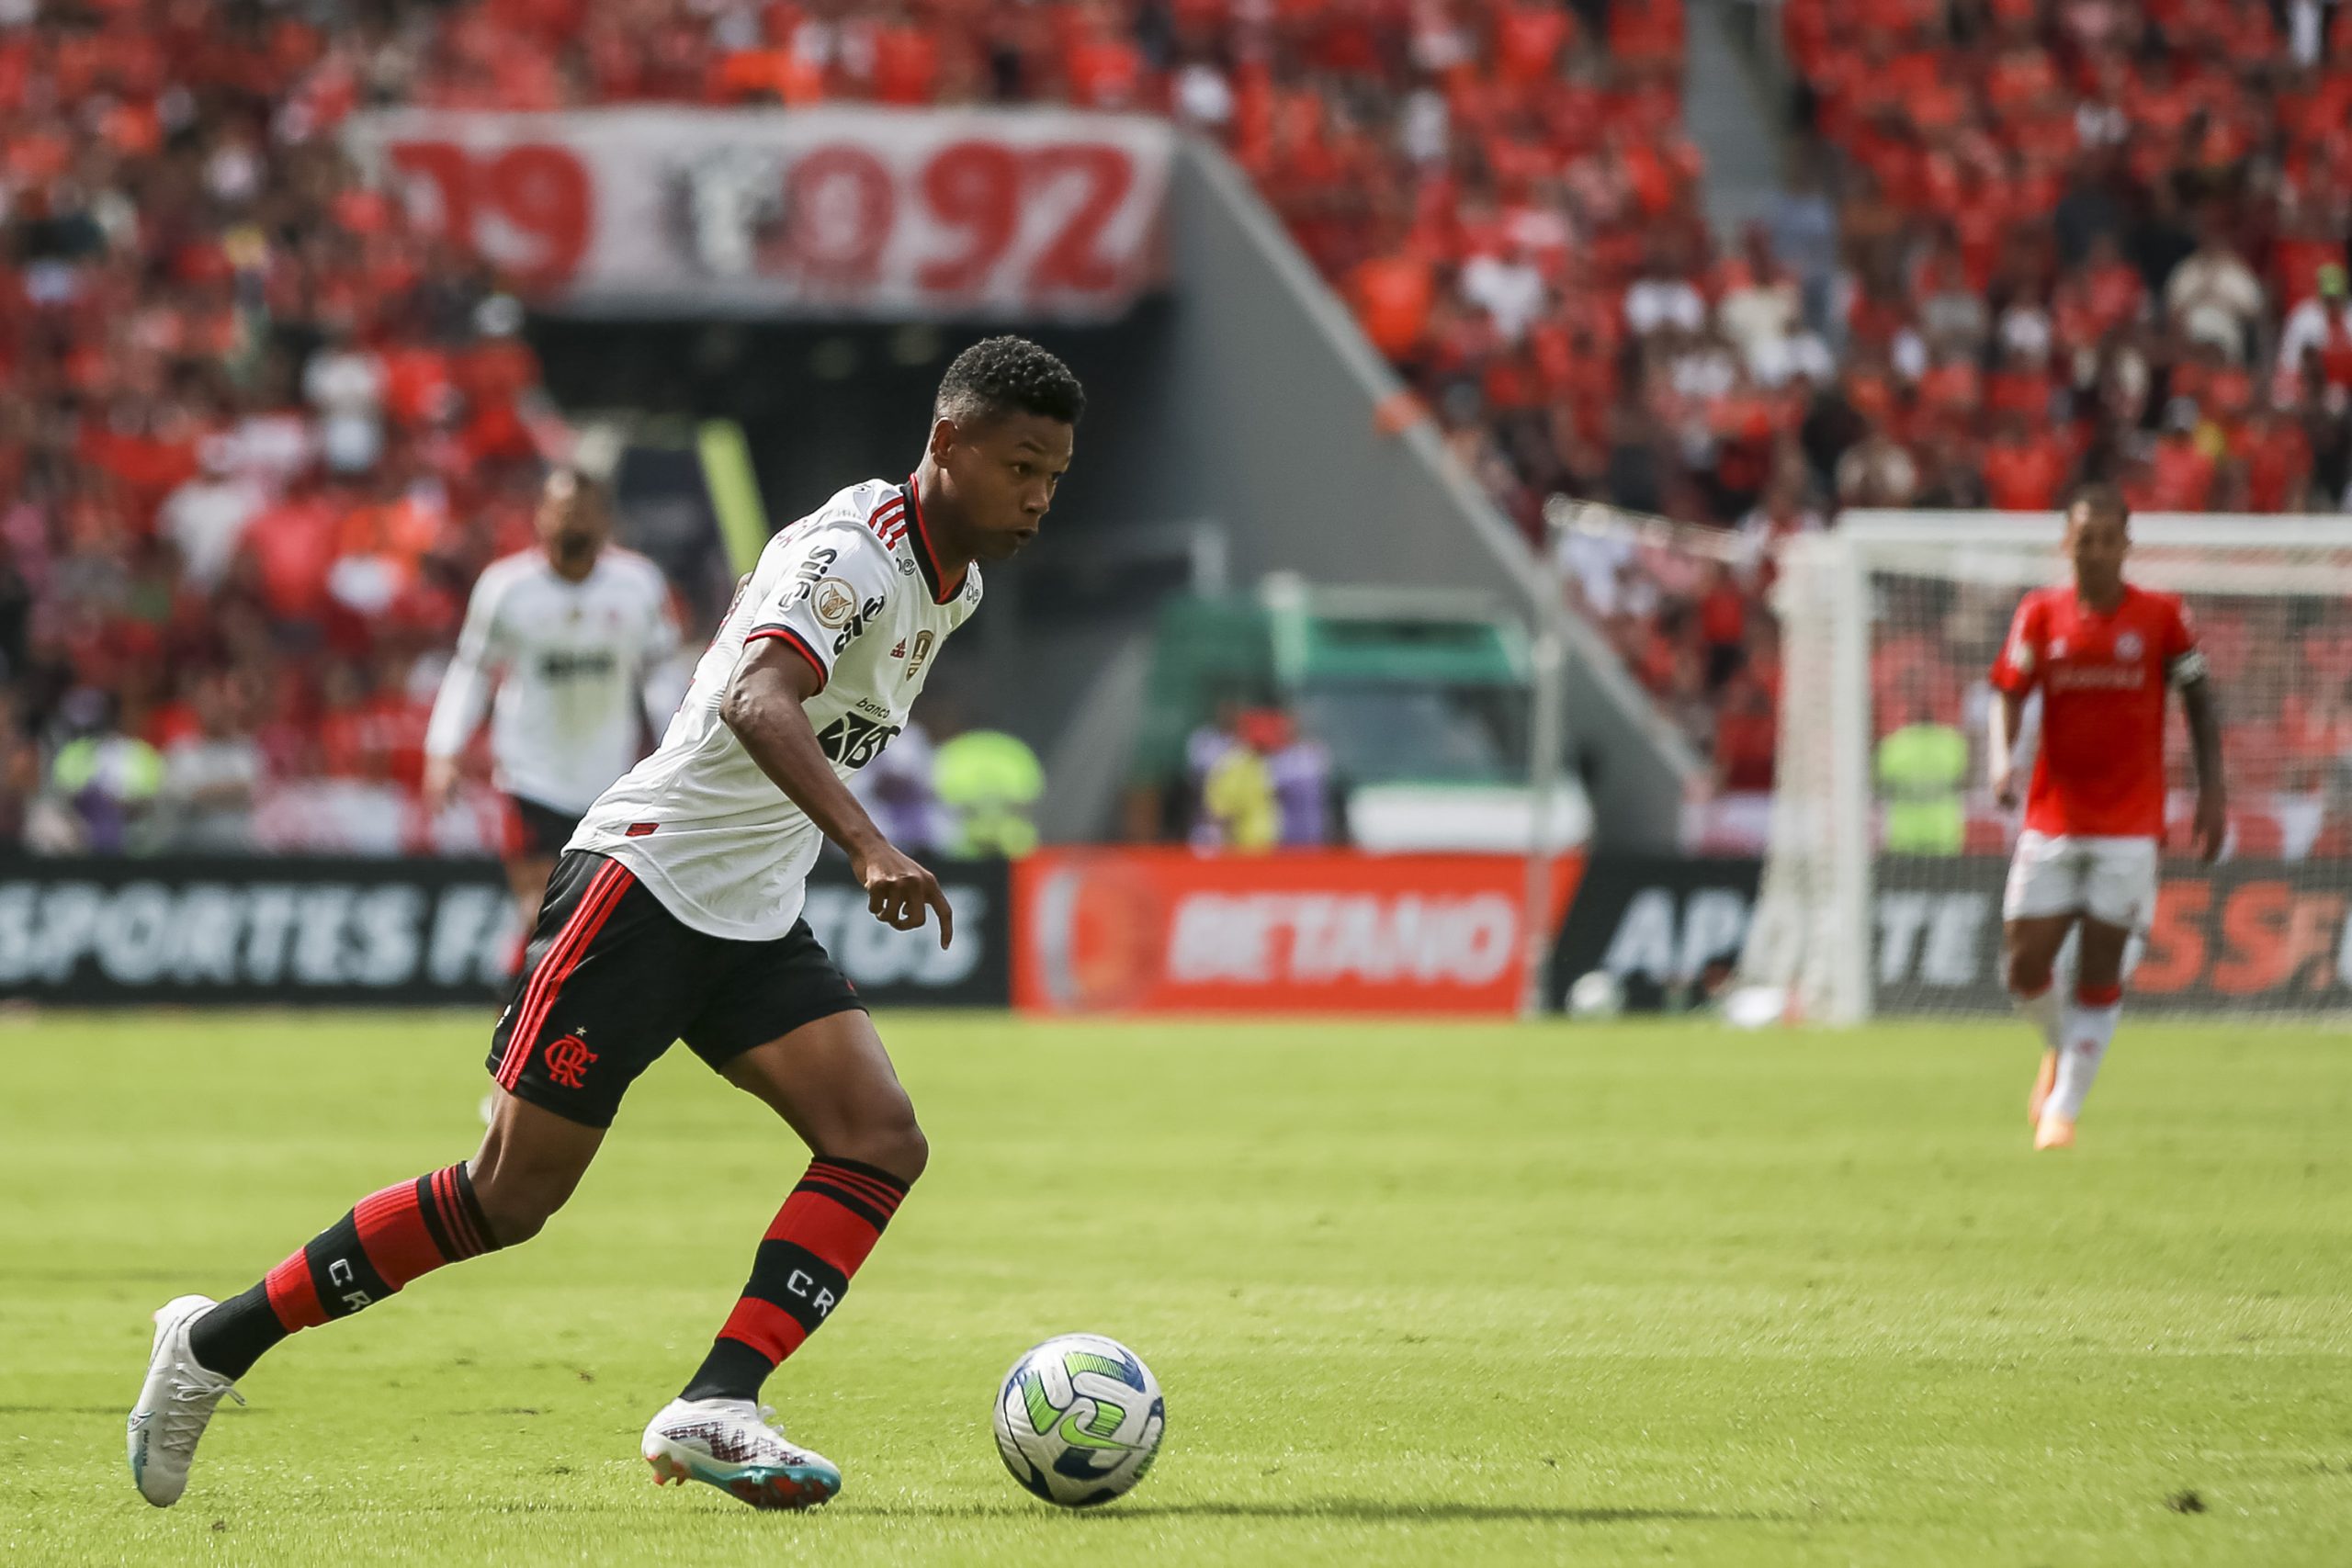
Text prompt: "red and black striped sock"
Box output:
[[680, 1157, 910, 1403], [187, 1164, 502, 1381]]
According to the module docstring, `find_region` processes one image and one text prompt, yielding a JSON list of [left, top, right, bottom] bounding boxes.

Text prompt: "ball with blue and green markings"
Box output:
[[991, 1333, 1165, 1506]]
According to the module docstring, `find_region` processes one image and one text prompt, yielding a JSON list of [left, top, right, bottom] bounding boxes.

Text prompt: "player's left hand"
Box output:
[[854, 842, 956, 948], [2190, 791, 2227, 863]]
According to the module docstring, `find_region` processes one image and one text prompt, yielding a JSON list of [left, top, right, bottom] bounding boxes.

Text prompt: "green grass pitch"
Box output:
[[6, 1009, 2351, 1565]]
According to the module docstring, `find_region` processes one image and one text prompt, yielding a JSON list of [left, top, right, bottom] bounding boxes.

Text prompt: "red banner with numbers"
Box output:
[[344, 107, 1172, 321]]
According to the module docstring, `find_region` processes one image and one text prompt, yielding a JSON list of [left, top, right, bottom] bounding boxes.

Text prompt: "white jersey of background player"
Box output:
[[571, 476, 979, 938], [424, 468, 684, 922]]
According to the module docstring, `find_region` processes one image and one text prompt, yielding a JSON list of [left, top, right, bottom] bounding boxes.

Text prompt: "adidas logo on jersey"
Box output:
[[890, 638, 907, 659]]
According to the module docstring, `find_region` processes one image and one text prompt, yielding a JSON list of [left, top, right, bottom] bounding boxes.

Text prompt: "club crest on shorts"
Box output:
[[543, 1031, 597, 1089]]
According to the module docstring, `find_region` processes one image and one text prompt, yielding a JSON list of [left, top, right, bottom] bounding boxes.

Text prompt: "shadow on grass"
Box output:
[[895, 1501, 1777, 1525]]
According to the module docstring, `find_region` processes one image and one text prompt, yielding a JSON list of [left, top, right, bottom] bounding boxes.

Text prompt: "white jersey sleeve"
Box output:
[[741, 518, 901, 694], [424, 559, 516, 761]]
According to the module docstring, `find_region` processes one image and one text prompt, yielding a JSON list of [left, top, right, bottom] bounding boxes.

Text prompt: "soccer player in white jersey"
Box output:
[[130, 337, 1083, 1511], [423, 468, 684, 929]]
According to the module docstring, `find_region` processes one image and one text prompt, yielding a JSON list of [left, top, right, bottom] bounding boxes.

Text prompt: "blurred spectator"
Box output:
[[1246, 708, 1334, 846], [39, 692, 163, 854], [305, 326, 389, 477], [2276, 265, 2352, 404], [2165, 212, 2267, 366], [1193, 716, 1278, 852], [1835, 425, 1919, 509], [159, 441, 267, 593], [161, 676, 264, 853], [935, 728, 1043, 858], [1877, 697, 1967, 856]]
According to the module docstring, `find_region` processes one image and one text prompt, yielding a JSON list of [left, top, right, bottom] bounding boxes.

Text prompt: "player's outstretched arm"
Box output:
[[1987, 689, 2028, 809], [721, 640, 955, 946], [423, 570, 507, 811], [2180, 674, 2227, 862]]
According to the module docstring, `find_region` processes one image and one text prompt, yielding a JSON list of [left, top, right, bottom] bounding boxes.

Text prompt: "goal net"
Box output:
[[1740, 512, 2352, 1024]]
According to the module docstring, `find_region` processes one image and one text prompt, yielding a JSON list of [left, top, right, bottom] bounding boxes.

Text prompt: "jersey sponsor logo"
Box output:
[[2114, 630, 2143, 660], [542, 1031, 598, 1089], [831, 594, 886, 654], [786, 547, 841, 607], [2049, 664, 2146, 690], [811, 578, 860, 628], [538, 649, 619, 680], [854, 696, 890, 719], [815, 711, 901, 770]]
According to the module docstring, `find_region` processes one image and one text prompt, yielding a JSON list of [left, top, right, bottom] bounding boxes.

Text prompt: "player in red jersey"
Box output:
[[1986, 485, 2226, 1149]]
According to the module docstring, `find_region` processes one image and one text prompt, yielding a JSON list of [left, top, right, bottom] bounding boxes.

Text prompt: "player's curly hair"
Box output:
[[934, 335, 1086, 428]]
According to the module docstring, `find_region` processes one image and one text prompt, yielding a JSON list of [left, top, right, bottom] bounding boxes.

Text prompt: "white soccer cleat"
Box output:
[[128, 1294, 244, 1506], [642, 1397, 842, 1510]]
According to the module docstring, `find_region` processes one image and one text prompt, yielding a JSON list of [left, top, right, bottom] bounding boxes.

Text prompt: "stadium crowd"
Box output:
[[1, 0, 2347, 852]]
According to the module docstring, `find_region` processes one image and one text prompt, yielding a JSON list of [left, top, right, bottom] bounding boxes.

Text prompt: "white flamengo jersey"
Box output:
[[571, 476, 981, 940], [424, 547, 684, 816]]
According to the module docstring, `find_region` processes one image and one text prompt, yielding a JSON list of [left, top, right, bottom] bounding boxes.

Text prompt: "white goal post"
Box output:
[[1740, 512, 2352, 1025]]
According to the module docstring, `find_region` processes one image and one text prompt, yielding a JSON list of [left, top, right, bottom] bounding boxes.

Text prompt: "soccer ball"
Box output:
[[1566, 968, 1625, 1019], [992, 1334, 1165, 1507]]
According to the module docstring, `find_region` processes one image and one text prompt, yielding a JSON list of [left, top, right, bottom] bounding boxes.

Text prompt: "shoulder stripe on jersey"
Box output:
[[745, 625, 830, 691], [867, 496, 908, 549]]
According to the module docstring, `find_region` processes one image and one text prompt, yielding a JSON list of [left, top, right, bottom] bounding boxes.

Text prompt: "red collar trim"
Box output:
[[904, 473, 965, 605]]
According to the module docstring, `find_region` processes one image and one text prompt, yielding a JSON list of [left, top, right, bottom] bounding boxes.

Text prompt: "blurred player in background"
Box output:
[[423, 467, 684, 929], [1987, 485, 2226, 1151], [130, 336, 1082, 1514]]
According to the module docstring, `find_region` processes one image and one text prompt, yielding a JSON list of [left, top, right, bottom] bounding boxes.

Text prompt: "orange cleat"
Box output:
[[2033, 1113, 2075, 1150], [2028, 1051, 2058, 1129]]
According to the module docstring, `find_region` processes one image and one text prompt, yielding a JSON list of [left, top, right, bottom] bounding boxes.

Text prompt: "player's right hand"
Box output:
[[1991, 763, 2018, 810], [853, 843, 955, 949], [422, 756, 458, 814]]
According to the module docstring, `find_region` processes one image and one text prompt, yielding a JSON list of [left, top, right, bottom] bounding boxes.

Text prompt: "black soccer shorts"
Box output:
[[503, 794, 583, 860], [486, 850, 865, 1128]]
